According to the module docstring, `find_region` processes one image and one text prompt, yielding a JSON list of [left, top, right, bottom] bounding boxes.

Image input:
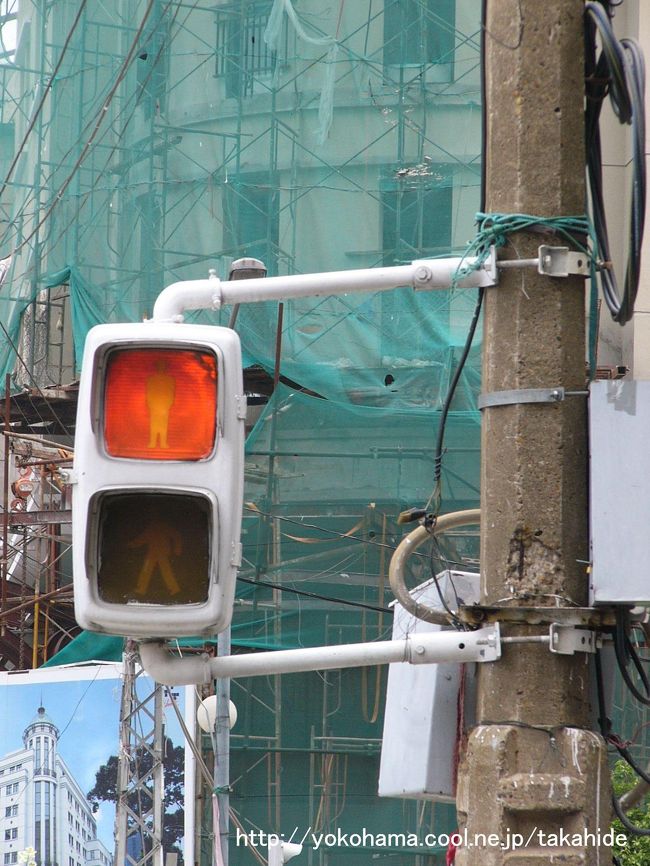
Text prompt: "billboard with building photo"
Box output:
[[0, 664, 188, 866]]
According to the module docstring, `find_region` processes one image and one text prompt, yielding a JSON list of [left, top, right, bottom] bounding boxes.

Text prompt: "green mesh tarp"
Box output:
[[4, 1, 483, 861], [41, 614, 305, 668], [0, 0, 481, 397], [47, 383, 481, 666]]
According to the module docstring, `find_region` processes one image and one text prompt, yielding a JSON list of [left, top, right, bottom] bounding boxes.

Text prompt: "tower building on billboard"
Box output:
[[0, 707, 112, 866]]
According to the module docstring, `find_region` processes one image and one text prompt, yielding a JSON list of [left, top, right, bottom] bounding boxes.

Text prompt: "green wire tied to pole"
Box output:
[[452, 212, 599, 377]]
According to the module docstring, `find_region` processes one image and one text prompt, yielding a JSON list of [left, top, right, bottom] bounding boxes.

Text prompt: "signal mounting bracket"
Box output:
[[548, 623, 599, 655], [496, 245, 590, 278]]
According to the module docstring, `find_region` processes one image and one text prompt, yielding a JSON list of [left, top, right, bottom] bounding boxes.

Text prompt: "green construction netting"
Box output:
[[48, 382, 481, 667], [45, 380, 479, 864], [1, 0, 483, 862], [0, 0, 482, 400]]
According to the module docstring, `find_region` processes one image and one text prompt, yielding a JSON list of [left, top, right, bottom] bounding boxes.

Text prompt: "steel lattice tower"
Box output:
[[115, 645, 165, 866]]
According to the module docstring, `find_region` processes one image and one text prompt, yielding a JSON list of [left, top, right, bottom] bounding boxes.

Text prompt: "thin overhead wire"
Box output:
[[0, 0, 89, 204], [9, 0, 159, 257]]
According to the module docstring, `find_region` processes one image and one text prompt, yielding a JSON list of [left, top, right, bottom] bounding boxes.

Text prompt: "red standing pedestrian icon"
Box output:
[[146, 361, 176, 449]]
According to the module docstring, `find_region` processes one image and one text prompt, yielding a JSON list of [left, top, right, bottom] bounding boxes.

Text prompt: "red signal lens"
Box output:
[[103, 347, 218, 460]]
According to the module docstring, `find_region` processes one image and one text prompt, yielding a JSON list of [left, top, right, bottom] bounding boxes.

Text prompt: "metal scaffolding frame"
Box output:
[[0, 0, 482, 388], [0, 4, 482, 866], [115, 646, 165, 866]]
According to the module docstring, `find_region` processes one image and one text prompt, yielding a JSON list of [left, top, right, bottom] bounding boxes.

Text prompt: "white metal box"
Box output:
[[378, 571, 479, 803], [590, 380, 650, 605]]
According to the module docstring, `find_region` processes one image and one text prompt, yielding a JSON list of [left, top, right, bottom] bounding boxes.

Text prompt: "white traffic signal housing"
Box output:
[[72, 322, 245, 638]]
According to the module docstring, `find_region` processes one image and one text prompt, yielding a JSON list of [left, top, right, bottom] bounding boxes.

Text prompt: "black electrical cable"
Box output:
[[429, 286, 484, 513], [243, 504, 431, 558], [237, 574, 392, 615], [8, 0, 188, 282], [615, 744, 650, 786], [425, 0, 487, 511], [480, 0, 487, 214], [0, 0, 89, 204], [626, 627, 650, 691], [585, 1, 646, 324], [595, 648, 650, 837], [597, 646, 650, 783], [9, 0, 159, 257], [427, 530, 466, 629], [594, 647, 610, 734], [421, 0, 488, 517], [612, 793, 650, 837], [614, 607, 650, 707]]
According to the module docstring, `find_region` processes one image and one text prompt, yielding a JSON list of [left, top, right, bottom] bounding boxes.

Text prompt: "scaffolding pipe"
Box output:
[[138, 625, 501, 686], [1, 374, 10, 626], [151, 256, 497, 322]]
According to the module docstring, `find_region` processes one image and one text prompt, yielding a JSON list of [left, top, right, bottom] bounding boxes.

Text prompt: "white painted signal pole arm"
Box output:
[[151, 255, 497, 323], [138, 625, 501, 686]]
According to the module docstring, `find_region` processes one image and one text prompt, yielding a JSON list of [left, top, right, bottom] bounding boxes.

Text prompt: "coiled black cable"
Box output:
[[612, 795, 650, 837], [585, 1, 646, 324]]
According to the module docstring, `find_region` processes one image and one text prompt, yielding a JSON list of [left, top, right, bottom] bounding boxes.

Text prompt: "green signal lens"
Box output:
[[93, 492, 212, 605]]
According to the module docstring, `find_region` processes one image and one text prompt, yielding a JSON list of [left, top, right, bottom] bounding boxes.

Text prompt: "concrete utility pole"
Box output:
[[455, 2, 611, 864]]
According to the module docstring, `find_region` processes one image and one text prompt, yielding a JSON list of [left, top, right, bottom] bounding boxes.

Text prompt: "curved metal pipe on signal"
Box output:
[[388, 508, 481, 625], [152, 276, 223, 323], [138, 643, 215, 685]]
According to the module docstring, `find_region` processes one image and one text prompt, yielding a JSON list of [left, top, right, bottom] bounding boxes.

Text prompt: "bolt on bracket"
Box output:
[[496, 245, 590, 278], [408, 623, 502, 665], [538, 245, 590, 277], [549, 623, 599, 655]]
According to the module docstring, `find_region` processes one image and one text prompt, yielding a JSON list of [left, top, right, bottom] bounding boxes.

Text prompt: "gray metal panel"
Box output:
[[378, 571, 479, 802], [590, 380, 650, 604]]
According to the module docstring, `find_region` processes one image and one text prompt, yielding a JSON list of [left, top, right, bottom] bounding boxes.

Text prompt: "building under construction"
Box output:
[[0, 1, 648, 865], [0, 2, 483, 862]]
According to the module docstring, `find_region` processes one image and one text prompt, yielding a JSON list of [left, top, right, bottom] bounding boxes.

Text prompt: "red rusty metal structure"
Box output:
[[0, 383, 76, 670]]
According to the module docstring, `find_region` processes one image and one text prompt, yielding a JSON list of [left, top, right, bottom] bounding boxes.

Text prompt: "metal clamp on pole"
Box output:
[[496, 245, 591, 277], [478, 387, 589, 409], [548, 624, 599, 655], [501, 624, 599, 655]]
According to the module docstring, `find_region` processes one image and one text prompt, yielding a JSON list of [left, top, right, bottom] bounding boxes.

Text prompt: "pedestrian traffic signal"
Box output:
[[102, 346, 219, 459], [72, 322, 246, 638], [93, 491, 211, 605]]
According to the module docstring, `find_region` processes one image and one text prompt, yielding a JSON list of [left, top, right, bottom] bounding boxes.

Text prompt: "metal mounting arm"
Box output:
[[137, 625, 501, 686], [151, 254, 497, 323]]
